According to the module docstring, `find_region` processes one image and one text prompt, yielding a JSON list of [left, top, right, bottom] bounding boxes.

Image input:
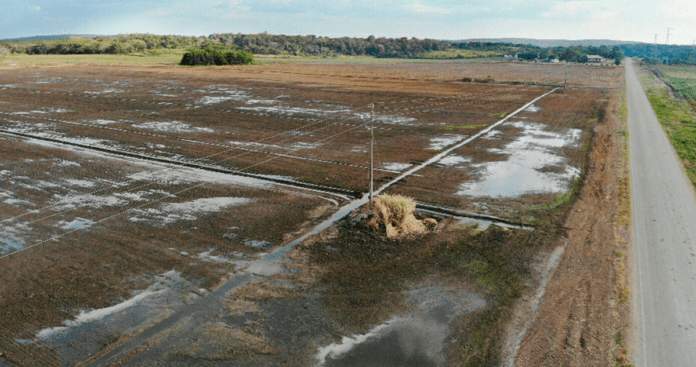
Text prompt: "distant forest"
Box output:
[[0, 33, 534, 59], [11, 32, 696, 64], [622, 44, 696, 65]]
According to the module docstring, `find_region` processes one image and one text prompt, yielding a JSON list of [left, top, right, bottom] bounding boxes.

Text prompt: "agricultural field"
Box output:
[[659, 64, 696, 106], [0, 60, 624, 366]]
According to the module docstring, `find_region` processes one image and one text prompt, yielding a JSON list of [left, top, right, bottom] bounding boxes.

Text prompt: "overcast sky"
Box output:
[[1, 0, 695, 45]]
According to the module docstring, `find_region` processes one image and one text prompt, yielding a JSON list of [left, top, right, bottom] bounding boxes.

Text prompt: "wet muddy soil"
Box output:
[[0, 62, 623, 366]]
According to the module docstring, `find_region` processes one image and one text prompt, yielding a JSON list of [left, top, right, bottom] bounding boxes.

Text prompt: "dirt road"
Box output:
[[626, 58, 696, 366]]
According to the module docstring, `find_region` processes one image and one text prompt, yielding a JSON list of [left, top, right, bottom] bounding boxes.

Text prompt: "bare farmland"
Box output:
[[0, 61, 624, 366]]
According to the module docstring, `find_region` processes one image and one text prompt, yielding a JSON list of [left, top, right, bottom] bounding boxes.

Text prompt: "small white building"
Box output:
[[587, 55, 606, 63]]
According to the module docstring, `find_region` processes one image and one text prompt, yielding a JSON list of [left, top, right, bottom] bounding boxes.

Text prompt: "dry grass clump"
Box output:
[[225, 298, 262, 316], [184, 322, 278, 359], [368, 194, 428, 238]]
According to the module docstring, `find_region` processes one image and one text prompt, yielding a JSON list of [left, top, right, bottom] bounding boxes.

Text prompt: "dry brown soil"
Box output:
[[513, 81, 632, 365]]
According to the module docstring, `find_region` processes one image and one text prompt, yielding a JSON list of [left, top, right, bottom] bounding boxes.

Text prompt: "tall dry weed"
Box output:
[[368, 194, 426, 238]]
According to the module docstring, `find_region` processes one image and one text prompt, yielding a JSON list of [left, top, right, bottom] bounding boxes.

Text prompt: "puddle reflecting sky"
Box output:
[[458, 121, 581, 198], [316, 287, 486, 367]]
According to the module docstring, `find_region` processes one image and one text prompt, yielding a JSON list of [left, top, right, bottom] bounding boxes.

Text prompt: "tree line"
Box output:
[[622, 44, 696, 65], [516, 45, 624, 63], [0, 33, 630, 63]]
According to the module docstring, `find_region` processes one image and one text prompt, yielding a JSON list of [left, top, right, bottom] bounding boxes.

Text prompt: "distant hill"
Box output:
[[0, 34, 99, 43], [461, 38, 644, 48]]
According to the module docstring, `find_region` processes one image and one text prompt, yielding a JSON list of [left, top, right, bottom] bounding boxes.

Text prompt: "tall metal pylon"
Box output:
[[666, 27, 671, 45]]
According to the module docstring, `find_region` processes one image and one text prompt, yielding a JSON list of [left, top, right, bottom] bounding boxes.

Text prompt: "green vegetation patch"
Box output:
[[308, 214, 561, 366], [441, 124, 490, 131], [645, 88, 696, 185], [663, 69, 696, 105], [422, 49, 510, 59], [180, 48, 254, 66]]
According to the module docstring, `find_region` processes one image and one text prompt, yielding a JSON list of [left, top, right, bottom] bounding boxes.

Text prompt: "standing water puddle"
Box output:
[[457, 121, 582, 198], [316, 287, 487, 366], [25, 270, 201, 364]]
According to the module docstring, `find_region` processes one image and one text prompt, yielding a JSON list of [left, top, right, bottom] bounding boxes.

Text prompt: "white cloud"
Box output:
[[658, 0, 696, 21], [407, 2, 452, 15], [542, 1, 595, 18]]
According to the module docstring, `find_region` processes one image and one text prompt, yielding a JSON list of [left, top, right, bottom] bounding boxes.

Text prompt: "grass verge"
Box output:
[[640, 80, 696, 186], [612, 78, 634, 366]]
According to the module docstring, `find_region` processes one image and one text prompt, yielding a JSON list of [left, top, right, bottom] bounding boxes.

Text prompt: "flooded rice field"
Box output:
[[455, 118, 582, 198], [0, 63, 617, 366]]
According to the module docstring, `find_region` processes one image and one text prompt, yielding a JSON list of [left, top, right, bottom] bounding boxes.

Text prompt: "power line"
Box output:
[[0, 104, 372, 224], [0, 108, 384, 242], [0, 114, 380, 260]]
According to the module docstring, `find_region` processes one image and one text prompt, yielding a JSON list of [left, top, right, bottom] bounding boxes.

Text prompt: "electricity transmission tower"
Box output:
[[666, 28, 671, 45]]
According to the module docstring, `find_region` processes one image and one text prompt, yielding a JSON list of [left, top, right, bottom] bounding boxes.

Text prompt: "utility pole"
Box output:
[[666, 27, 671, 45], [655, 34, 658, 44], [564, 63, 567, 93], [369, 103, 374, 209]]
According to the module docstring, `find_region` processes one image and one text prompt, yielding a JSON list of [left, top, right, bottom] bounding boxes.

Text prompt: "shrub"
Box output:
[[180, 47, 254, 66]]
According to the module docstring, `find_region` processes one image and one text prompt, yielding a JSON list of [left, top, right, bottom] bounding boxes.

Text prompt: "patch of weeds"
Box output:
[[530, 177, 582, 211], [592, 99, 608, 122], [617, 88, 631, 226], [228, 281, 300, 303], [619, 95, 628, 122], [613, 250, 625, 258], [611, 348, 635, 367], [500, 81, 541, 86], [612, 332, 635, 366], [225, 298, 262, 316], [183, 322, 279, 360], [616, 288, 630, 304], [309, 218, 551, 366], [441, 124, 489, 131], [438, 227, 548, 366], [459, 258, 502, 297]]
